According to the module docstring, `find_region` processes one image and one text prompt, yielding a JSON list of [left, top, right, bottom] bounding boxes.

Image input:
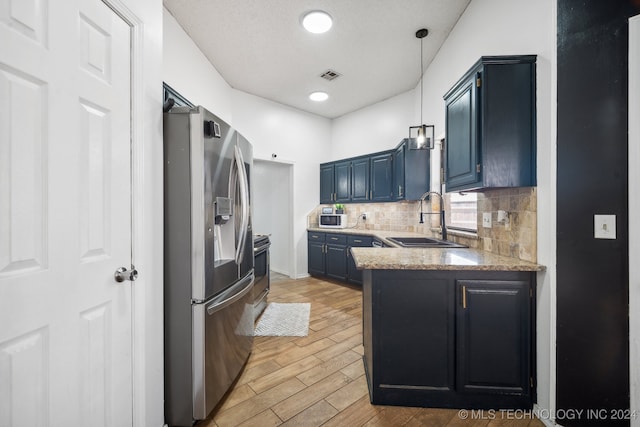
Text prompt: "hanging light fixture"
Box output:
[[409, 28, 434, 150]]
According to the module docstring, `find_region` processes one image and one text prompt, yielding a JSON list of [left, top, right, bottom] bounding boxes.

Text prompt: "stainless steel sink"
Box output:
[[387, 237, 467, 248]]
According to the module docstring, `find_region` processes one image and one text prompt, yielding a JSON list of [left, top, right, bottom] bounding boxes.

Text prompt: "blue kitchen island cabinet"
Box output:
[[362, 269, 535, 409], [444, 55, 536, 192]]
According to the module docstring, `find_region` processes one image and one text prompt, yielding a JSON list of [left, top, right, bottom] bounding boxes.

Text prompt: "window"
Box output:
[[445, 192, 477, 232]]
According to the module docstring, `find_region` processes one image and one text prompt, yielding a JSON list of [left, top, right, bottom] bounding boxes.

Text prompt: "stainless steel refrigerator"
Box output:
[[163, 106, 254, 426]]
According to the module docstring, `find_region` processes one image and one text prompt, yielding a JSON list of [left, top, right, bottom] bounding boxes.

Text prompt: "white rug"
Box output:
[[254, 302, 311, 337]]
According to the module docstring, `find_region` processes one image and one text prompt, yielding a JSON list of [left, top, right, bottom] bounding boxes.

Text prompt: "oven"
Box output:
[[253, 234, 271, 320]]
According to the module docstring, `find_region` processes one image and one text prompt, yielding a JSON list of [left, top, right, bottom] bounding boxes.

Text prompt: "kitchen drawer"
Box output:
[[348, 235, 372, 247], [308, 231, 326, 242], [325, 233, 347, 245]]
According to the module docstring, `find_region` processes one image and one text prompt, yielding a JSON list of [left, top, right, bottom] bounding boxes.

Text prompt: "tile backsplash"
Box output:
[[475, 187, 537, 263], [307, 187, 537, 263]]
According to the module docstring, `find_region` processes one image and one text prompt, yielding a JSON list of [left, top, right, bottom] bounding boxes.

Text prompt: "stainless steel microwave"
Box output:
[[319, 214, 348, 228]]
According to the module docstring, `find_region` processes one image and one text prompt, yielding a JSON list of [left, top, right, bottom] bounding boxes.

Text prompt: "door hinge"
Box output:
[[440, 167, 445, 183], [530, 377, 534, 389], [476, 164, 481, 173], [530, 288, 533, 298], [476, 77, 481, 87]]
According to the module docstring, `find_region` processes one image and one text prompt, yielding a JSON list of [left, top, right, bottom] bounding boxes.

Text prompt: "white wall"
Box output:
[[163, 11, 233, 123], [163, 9, 332, 279], [231, 91, 331, 277], [331, 90, 415, 158], [332, 0, 556, 419]]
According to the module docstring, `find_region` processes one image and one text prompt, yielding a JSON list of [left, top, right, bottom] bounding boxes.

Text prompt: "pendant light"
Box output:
[[409, 28, 434, 150]]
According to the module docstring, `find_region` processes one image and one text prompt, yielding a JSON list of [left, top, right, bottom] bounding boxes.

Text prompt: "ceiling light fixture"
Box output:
[[409, 28, 434, 150], [309, 91, 329, 102], [302, 10, 333, 34]]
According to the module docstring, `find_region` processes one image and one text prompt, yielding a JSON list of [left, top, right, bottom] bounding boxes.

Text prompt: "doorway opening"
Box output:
[[253, 159, 293, 278]]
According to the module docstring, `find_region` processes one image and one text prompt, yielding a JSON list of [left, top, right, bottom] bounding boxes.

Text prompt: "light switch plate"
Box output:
[[482, 212, 492, 228], [594, 214, 616, 239]]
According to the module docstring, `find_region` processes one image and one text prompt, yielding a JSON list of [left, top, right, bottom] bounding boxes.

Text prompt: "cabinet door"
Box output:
[[393, 145, 405, 200], [376, 272, 455, 389], [370, 152, 394, 201], [325, 244, 347, 280], [320, 163, 335, 203], [346, 236, 372, 285], [351, 157, 370, 202], [334, 160, 351, 202], [445, 73, 480, 192], [307, 241, 325, 276], [456, 279, 531, 397]]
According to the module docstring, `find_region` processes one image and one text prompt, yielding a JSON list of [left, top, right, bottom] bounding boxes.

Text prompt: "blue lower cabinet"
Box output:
[[347, 235, 373, 285], [363, 269, 534, 409], [307, 232, 326, 276], [308, 232, 371, 285]]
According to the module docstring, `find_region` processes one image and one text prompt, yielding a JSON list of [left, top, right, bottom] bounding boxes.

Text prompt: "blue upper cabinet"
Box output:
[[320, 156, 371, 203], [370, 152, 394, 202], [320, 163, 335, 204], [444, 55, 536, 193], [334, 160, 352, 202], [394, 138, 430, 201], [392, 144, 405, 200], [351, 157, 370, 202], [319, 141, 430, 204]]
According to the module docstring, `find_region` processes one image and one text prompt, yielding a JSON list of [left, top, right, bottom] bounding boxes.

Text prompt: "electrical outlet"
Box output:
[[482, 212, 492, 228], [362, 212, 369, 221], [594, 214, 616, 239]]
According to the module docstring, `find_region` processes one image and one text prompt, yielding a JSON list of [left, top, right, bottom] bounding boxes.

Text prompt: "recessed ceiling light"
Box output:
[[302, 11, 333, 34], [309, 91, 329, 102]]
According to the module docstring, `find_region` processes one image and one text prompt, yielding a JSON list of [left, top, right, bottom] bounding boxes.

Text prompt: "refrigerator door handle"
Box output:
[[206, 273, 254, 315], [233, 145, 250, 265]]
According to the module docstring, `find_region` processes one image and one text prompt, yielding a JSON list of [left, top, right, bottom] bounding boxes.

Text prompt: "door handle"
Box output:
[[114, 266, 138, 283]]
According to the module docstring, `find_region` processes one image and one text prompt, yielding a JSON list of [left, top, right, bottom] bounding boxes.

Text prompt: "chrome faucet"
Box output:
[[419, 191, 448, 241]]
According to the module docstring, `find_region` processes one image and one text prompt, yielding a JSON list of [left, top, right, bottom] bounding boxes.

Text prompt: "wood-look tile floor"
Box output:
[[202, 273, 545, 427]]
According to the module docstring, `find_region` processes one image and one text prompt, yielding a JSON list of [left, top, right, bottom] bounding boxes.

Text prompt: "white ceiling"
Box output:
[[163, 0, 471, 119]]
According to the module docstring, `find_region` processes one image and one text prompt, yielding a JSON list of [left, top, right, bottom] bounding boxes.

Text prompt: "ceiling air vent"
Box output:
[[320, 69, 341, 81]]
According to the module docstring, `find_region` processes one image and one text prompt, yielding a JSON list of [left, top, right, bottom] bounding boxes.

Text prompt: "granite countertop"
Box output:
[[307, 227, 545, 272], [350, 247, 544, 271], [307, 227, 430, 243]]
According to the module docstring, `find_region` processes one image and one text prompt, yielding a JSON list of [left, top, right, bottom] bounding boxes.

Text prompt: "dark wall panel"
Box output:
[[556, 1, 638, 426]]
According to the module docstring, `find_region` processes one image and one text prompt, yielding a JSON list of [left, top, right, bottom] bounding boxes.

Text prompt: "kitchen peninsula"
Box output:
[[349, 240, 544, 410]]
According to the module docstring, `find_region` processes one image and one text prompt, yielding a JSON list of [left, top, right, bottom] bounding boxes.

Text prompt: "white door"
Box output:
[[0, 0, 133, 425]]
